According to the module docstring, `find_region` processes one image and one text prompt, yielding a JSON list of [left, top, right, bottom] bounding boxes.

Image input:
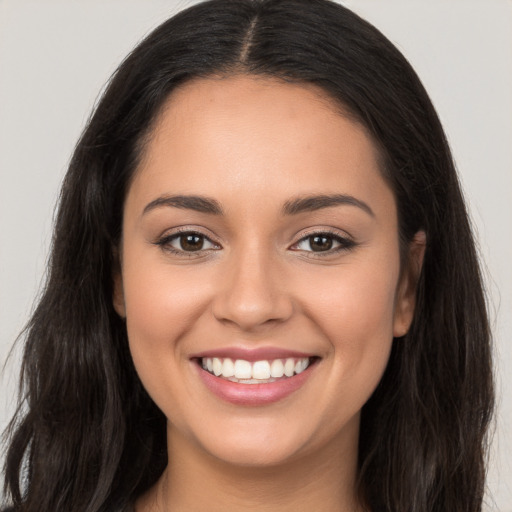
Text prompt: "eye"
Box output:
[[156, 230, 220, 254], [292, 232, 355, 254]]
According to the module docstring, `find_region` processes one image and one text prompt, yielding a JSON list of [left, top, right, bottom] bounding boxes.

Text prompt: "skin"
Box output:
[[113, 75, 425, 512]]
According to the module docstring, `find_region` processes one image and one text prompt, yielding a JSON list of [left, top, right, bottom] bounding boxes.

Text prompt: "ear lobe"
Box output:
[[393, 230, 426, 338], [112, 249, 126, 318]]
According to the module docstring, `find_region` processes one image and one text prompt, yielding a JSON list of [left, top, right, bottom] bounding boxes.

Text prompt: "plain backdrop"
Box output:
[[0, 1, 511, 510]]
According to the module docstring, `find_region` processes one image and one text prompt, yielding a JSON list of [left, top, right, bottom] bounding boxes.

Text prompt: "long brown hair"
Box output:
[[2, 1, 494, 511]]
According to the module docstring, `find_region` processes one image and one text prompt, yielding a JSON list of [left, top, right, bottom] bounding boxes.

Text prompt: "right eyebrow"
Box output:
[[142, 194, 224, 217]]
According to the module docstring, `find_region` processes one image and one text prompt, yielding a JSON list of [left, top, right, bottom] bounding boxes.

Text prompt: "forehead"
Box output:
[[158, 74, 351, 128], [129, 74, 394, 219]]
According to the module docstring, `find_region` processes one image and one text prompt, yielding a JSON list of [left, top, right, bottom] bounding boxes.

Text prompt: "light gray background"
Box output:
[[0, 1, 510, 510]]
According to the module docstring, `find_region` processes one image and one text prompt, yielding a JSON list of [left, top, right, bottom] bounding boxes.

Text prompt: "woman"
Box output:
[[1, 0, 494, 511]]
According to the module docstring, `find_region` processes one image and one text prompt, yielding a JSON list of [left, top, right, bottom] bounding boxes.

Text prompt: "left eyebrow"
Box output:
[[282, 194, 375, 218]]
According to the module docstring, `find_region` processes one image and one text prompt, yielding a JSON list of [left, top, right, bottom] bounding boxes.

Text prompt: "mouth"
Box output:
[[196, 356, 317, 384], [191, 353, 320, 406]]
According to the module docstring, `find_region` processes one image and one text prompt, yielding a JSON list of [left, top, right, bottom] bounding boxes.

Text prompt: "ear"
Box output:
[[393, 230, 426, 337], [112, 247, 126, 318]]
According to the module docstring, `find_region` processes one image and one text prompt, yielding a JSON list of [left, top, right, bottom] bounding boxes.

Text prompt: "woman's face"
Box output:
[[115, 75, 421, 467]]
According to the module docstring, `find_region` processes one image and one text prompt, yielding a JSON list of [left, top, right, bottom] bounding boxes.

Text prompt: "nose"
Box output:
[[211, 245, 294, 332]]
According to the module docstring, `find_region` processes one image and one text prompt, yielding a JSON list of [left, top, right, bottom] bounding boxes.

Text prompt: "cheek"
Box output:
[[301, 263, 399, 433], [305, 259, 398, 335], [344, 267, 398, 338], [301, 255, 399, 384], [122, 255, 210, 342], [120, 247, 215, 398], [120, 254, 219, 426]]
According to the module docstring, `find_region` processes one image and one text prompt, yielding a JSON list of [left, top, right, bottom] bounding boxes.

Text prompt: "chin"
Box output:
[[206, 439, 305, 468], [184, 417, 314, 468]]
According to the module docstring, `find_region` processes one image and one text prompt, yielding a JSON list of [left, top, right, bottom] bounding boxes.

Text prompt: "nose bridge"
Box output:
[[212, 238, 293, 330]]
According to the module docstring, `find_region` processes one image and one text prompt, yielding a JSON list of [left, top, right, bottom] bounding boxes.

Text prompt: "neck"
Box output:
[[137, 418, 364, 512]]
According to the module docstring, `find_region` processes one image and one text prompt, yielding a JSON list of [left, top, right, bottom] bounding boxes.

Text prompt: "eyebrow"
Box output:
[[282, 194, 375, 217], [143, 195, 224, 216], [142, 193, 374, 218]]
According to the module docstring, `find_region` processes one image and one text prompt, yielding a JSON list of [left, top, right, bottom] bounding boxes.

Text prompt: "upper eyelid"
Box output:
[[290, 232, 354, 251], [292, 227, 354, 243], [162, 232, 219, 250], [155, 226, 354, 249], [294, 231, 349, 243], [157, 226, 220, 243], [154, 230, 220, 257]]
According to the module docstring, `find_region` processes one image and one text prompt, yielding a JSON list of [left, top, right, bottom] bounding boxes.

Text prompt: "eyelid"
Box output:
[[289, 228, 356, 255], [152, 226, 356, 258], [153, 226, 222, 255], [155, 225, 220, 242]]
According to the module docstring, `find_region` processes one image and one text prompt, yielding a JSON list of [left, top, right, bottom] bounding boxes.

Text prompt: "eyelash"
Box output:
[[154, 228, 356, 258], [154, 228, 220, 257], [290, 229, 356, 257]]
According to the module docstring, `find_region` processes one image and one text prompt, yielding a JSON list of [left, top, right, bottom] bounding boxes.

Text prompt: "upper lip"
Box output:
[[191, 346, 316, 362]]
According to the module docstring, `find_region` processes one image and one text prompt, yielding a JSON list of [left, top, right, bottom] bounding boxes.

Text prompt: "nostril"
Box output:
[[211, 293, 294, 331], [210, 259, 294, 330]]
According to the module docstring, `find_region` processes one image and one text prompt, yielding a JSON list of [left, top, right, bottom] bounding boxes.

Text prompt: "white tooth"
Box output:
[[206, 358, 213, 372], [212, 357, 222, 376], [202, 358, 207, 370], [221, 358, 235, 377], [252, 360, 271, 379], [234, 359, 252, 379], [284, 358, 295, 377], [295, 358, 309, 375], [270, 359, 285, 378]]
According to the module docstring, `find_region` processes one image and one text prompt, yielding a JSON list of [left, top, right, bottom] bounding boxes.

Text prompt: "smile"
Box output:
[[193, 351, 320, 406], [200, 356, 311, 383]]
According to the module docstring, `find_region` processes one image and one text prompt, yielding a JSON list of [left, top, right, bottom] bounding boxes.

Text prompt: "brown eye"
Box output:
[[156, 231, 219, 254], [180, 233, 204, 251], [293, 232, 355, 254], [309, 235, 333, 252]]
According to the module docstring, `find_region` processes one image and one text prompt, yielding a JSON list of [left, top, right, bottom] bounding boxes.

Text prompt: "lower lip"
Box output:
[[194, 360, 317, 406]]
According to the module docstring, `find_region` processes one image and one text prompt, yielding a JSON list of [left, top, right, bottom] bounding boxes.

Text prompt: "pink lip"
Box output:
[[193, 358, 318, 406], [191, 346, 315, 362]]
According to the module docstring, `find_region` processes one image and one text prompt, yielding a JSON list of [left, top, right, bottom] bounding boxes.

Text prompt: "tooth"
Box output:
[[204, 356, 312, 380], [234, 359, 252, 379], [212, 357, 222, 376], [295, 358, 309, 374], [221, 358, 235, 377], [270, 359, 285, 378], [284, 358, 295, 377], [252, 360, 271, 379]]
